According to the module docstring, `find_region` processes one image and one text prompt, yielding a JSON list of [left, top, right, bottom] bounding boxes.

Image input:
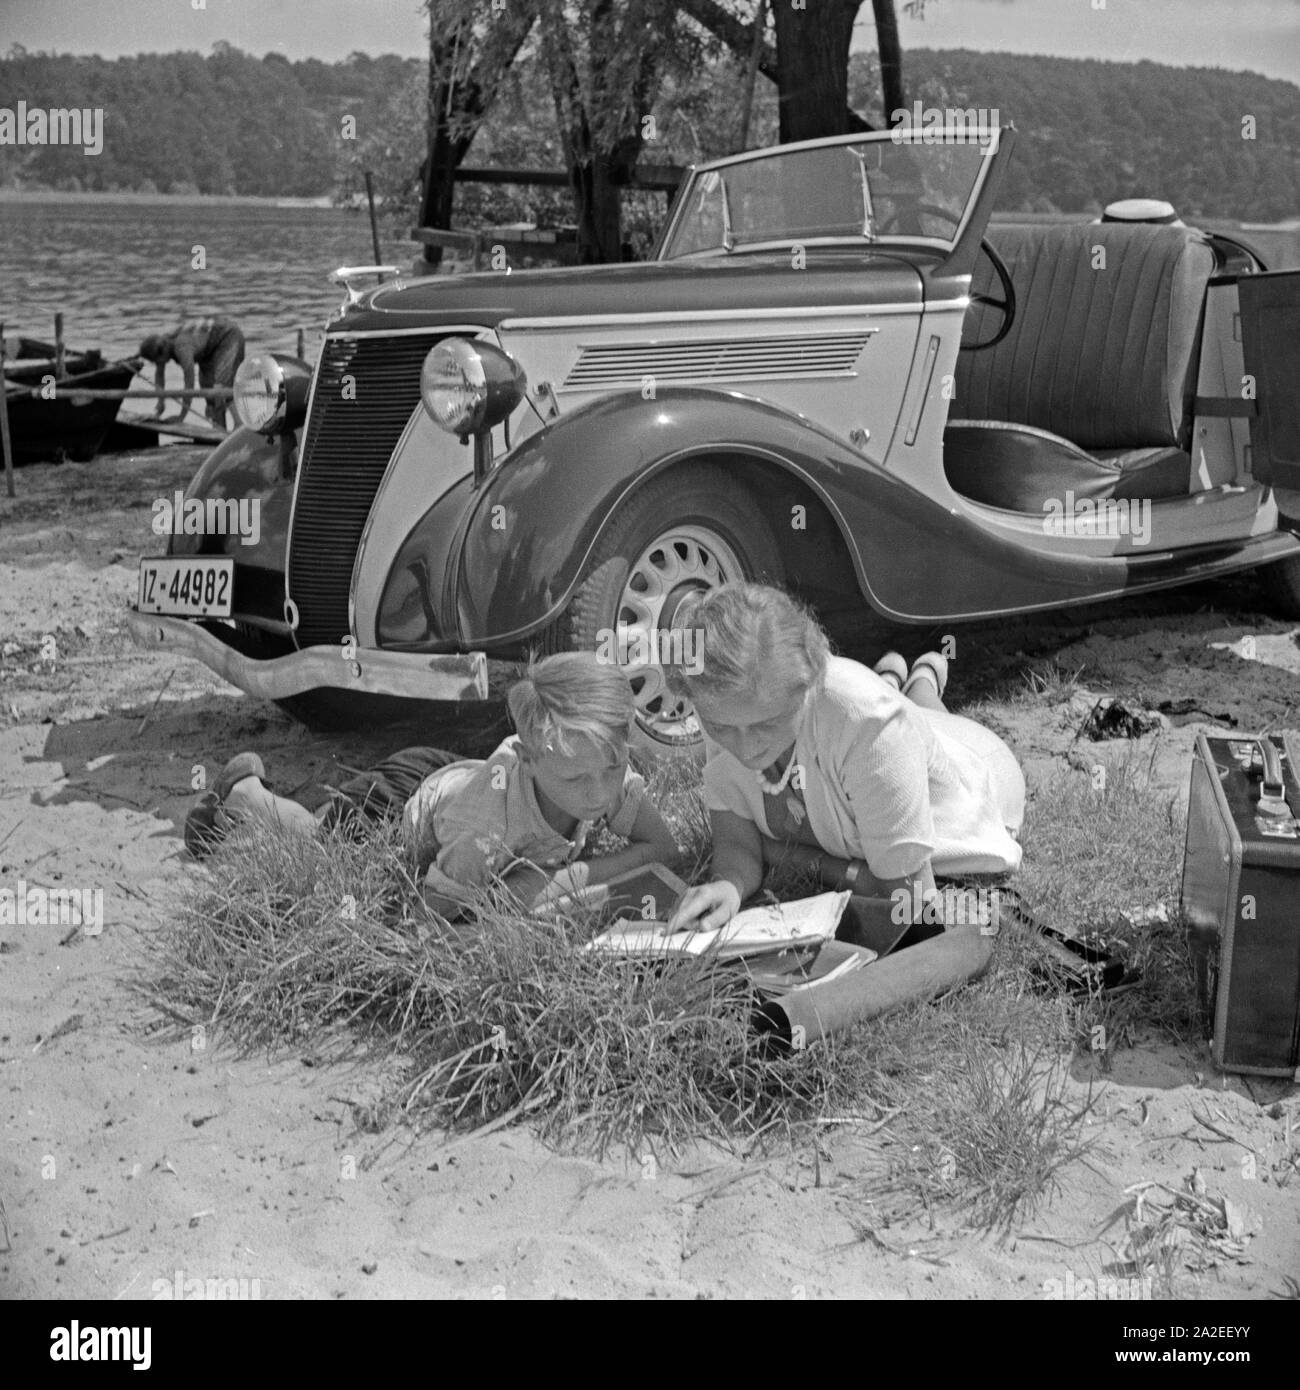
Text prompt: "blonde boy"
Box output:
[[186, 653, 679, 915], [406, 652, 679, 913]]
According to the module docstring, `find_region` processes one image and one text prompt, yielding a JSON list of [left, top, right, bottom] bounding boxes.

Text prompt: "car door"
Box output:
[[1238, 270, 1300, 500]]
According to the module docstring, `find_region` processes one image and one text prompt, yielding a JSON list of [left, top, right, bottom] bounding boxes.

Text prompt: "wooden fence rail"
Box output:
[[454, 164, 684, 192], [3, 384, 233, 403], [410, 225, 580, 269]]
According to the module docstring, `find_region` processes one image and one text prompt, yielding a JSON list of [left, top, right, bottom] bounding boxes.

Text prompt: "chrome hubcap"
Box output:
[[612, 524, 747, 744]]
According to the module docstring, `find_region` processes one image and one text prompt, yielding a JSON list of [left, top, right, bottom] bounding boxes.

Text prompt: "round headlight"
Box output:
[[420, 338, 526, 437], [232, 354, 286, 432]]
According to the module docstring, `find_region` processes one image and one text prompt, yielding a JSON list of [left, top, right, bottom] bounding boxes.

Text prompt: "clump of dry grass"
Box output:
[[1014, 746, 1202, 1048], [1018, 661, 1088, 703], [143, 804, 834, 1156], [805, 738, 1199, 1235], [141, 714, 1200, 1234], [823, 949, 1096, 1236]]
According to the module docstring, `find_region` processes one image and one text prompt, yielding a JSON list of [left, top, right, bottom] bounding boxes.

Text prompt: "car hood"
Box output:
[[333, 252, 925, 334]]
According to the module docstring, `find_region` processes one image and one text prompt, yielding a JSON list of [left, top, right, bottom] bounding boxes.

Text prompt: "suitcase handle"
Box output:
[[1251, 737, 1289, 815]]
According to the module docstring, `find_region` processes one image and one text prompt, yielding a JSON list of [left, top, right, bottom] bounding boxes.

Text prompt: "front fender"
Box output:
[[455, 389, 842, 641], [164, 424, 297, 572], [452, 386, 1145, 642]]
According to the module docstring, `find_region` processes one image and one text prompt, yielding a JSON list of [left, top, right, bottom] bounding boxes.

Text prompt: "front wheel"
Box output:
[[543, 465, 785, 759]]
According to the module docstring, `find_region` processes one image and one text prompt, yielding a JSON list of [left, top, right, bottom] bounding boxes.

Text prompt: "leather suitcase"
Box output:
[[1180, 732, 1300, 1076]]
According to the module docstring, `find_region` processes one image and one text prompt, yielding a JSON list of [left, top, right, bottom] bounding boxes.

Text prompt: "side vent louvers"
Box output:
[[562, 332, 871, 390]]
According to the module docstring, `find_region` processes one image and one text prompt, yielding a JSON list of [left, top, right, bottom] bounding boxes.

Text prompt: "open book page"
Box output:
[[714, 891, 851, 958], [585, 890, 851, 958]]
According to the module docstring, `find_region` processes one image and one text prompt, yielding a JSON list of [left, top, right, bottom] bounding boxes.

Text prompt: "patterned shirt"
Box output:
[[402, 735, 645, 899]]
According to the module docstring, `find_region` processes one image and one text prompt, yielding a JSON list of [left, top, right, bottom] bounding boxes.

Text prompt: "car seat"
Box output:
[[945, 222, 1217, 510]]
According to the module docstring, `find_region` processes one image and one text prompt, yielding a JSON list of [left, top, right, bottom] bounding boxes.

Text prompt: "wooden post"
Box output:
[[54, 311, 65, 380], [0, 323, 14, 498], [364, 171, 382, 269], [296, 327, 305, 360]]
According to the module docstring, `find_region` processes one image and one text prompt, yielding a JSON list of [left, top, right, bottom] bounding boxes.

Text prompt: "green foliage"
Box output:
[[0, 42, 1294, 222], [440, 49, 576, 234], [0, 45, 390, 197], [857, 49, 1300, 220], [333, 66, 429, 221]]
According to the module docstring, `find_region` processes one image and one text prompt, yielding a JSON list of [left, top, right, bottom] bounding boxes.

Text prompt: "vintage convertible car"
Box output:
[[129, 125, 1300, 753]]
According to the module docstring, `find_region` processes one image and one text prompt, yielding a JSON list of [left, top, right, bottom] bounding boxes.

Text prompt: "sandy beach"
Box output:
[[2, 449, 1297, 1300]]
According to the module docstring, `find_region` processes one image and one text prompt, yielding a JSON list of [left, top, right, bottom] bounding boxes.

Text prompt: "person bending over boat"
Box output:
[[138, 315, 245, 428], [664, 583, 1025, 932]]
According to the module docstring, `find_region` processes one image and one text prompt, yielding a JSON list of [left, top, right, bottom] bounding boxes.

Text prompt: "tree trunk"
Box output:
[[680, 0, 873, 135], [542, 1, 646, 265], [418, 128, 473, 268], [417, 4, 537, 269], [736, 0, 769, 150], [771, 0, 861, 144], [560, 103, 642, 264], [872, 0, 905, 125], [418, 21, 478, 270], [570, 155, 627, 264]]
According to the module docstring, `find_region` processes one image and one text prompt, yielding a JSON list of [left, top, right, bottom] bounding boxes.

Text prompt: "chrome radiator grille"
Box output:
[[287, 333, 441, 649]]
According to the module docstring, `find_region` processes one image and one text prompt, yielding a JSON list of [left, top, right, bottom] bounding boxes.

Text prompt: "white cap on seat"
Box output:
[[1101, 198, 1184, 226]]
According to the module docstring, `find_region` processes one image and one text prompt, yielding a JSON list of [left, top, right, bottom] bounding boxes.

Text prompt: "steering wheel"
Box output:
[[961, 236, 1016, 351], [876, 200, 1016, 351]]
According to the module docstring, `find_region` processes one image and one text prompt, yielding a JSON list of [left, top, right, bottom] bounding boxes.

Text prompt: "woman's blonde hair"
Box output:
[[507, 651, 634, 762], [664, 583, 831, 701]]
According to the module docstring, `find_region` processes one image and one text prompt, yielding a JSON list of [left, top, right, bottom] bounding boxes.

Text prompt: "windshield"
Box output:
[[659, 131, 996, 259]]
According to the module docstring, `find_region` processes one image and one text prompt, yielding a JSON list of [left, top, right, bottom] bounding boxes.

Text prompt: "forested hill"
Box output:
[[0, 46, 412, 198], [0, 43, 1296, 220], [876, 49, 1300, 221]]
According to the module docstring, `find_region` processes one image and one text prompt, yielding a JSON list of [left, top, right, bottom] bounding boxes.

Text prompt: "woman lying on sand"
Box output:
[[666, 583, 1025, 932], [184, 652, 680, 916]]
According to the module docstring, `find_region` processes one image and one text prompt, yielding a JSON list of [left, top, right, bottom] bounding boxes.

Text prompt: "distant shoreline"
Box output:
[[0, 189, 353, 210]]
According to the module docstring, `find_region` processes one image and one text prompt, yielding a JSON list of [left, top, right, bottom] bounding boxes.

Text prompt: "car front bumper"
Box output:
[[127, 610, 490, 702]]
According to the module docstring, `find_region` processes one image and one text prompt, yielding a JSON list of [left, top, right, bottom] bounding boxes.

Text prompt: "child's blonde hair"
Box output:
[[664, 583, 831, 702], [507, 651, 634, 762]]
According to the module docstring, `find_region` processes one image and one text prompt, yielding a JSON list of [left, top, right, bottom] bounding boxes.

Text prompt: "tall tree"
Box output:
[[677, 0, 872, 140], [770, 0, 861, 143], [872, 0, 906, 124], [536, 0, 696, 263], [677, 0, 923, 140], [418, 0, 538, 267]]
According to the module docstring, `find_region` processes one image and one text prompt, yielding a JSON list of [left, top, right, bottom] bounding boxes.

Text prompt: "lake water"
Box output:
[[0, 195, 419, 366], [3, 194, 1295, 371]]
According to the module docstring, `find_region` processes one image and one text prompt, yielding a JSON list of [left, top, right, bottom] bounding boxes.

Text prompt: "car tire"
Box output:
[[542, 464, 785, 760], [1259, 554, 1300, 619]]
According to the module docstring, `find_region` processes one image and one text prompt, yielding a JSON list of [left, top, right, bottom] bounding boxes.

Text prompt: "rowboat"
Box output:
[[2, 335, 137, 464]]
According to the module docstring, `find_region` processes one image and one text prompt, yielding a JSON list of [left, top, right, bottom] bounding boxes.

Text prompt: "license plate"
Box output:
[[137, 557, 234, 618]]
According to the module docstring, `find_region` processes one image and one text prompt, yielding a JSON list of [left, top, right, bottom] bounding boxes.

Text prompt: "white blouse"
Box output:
[[702, 657, 1024, 881]]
